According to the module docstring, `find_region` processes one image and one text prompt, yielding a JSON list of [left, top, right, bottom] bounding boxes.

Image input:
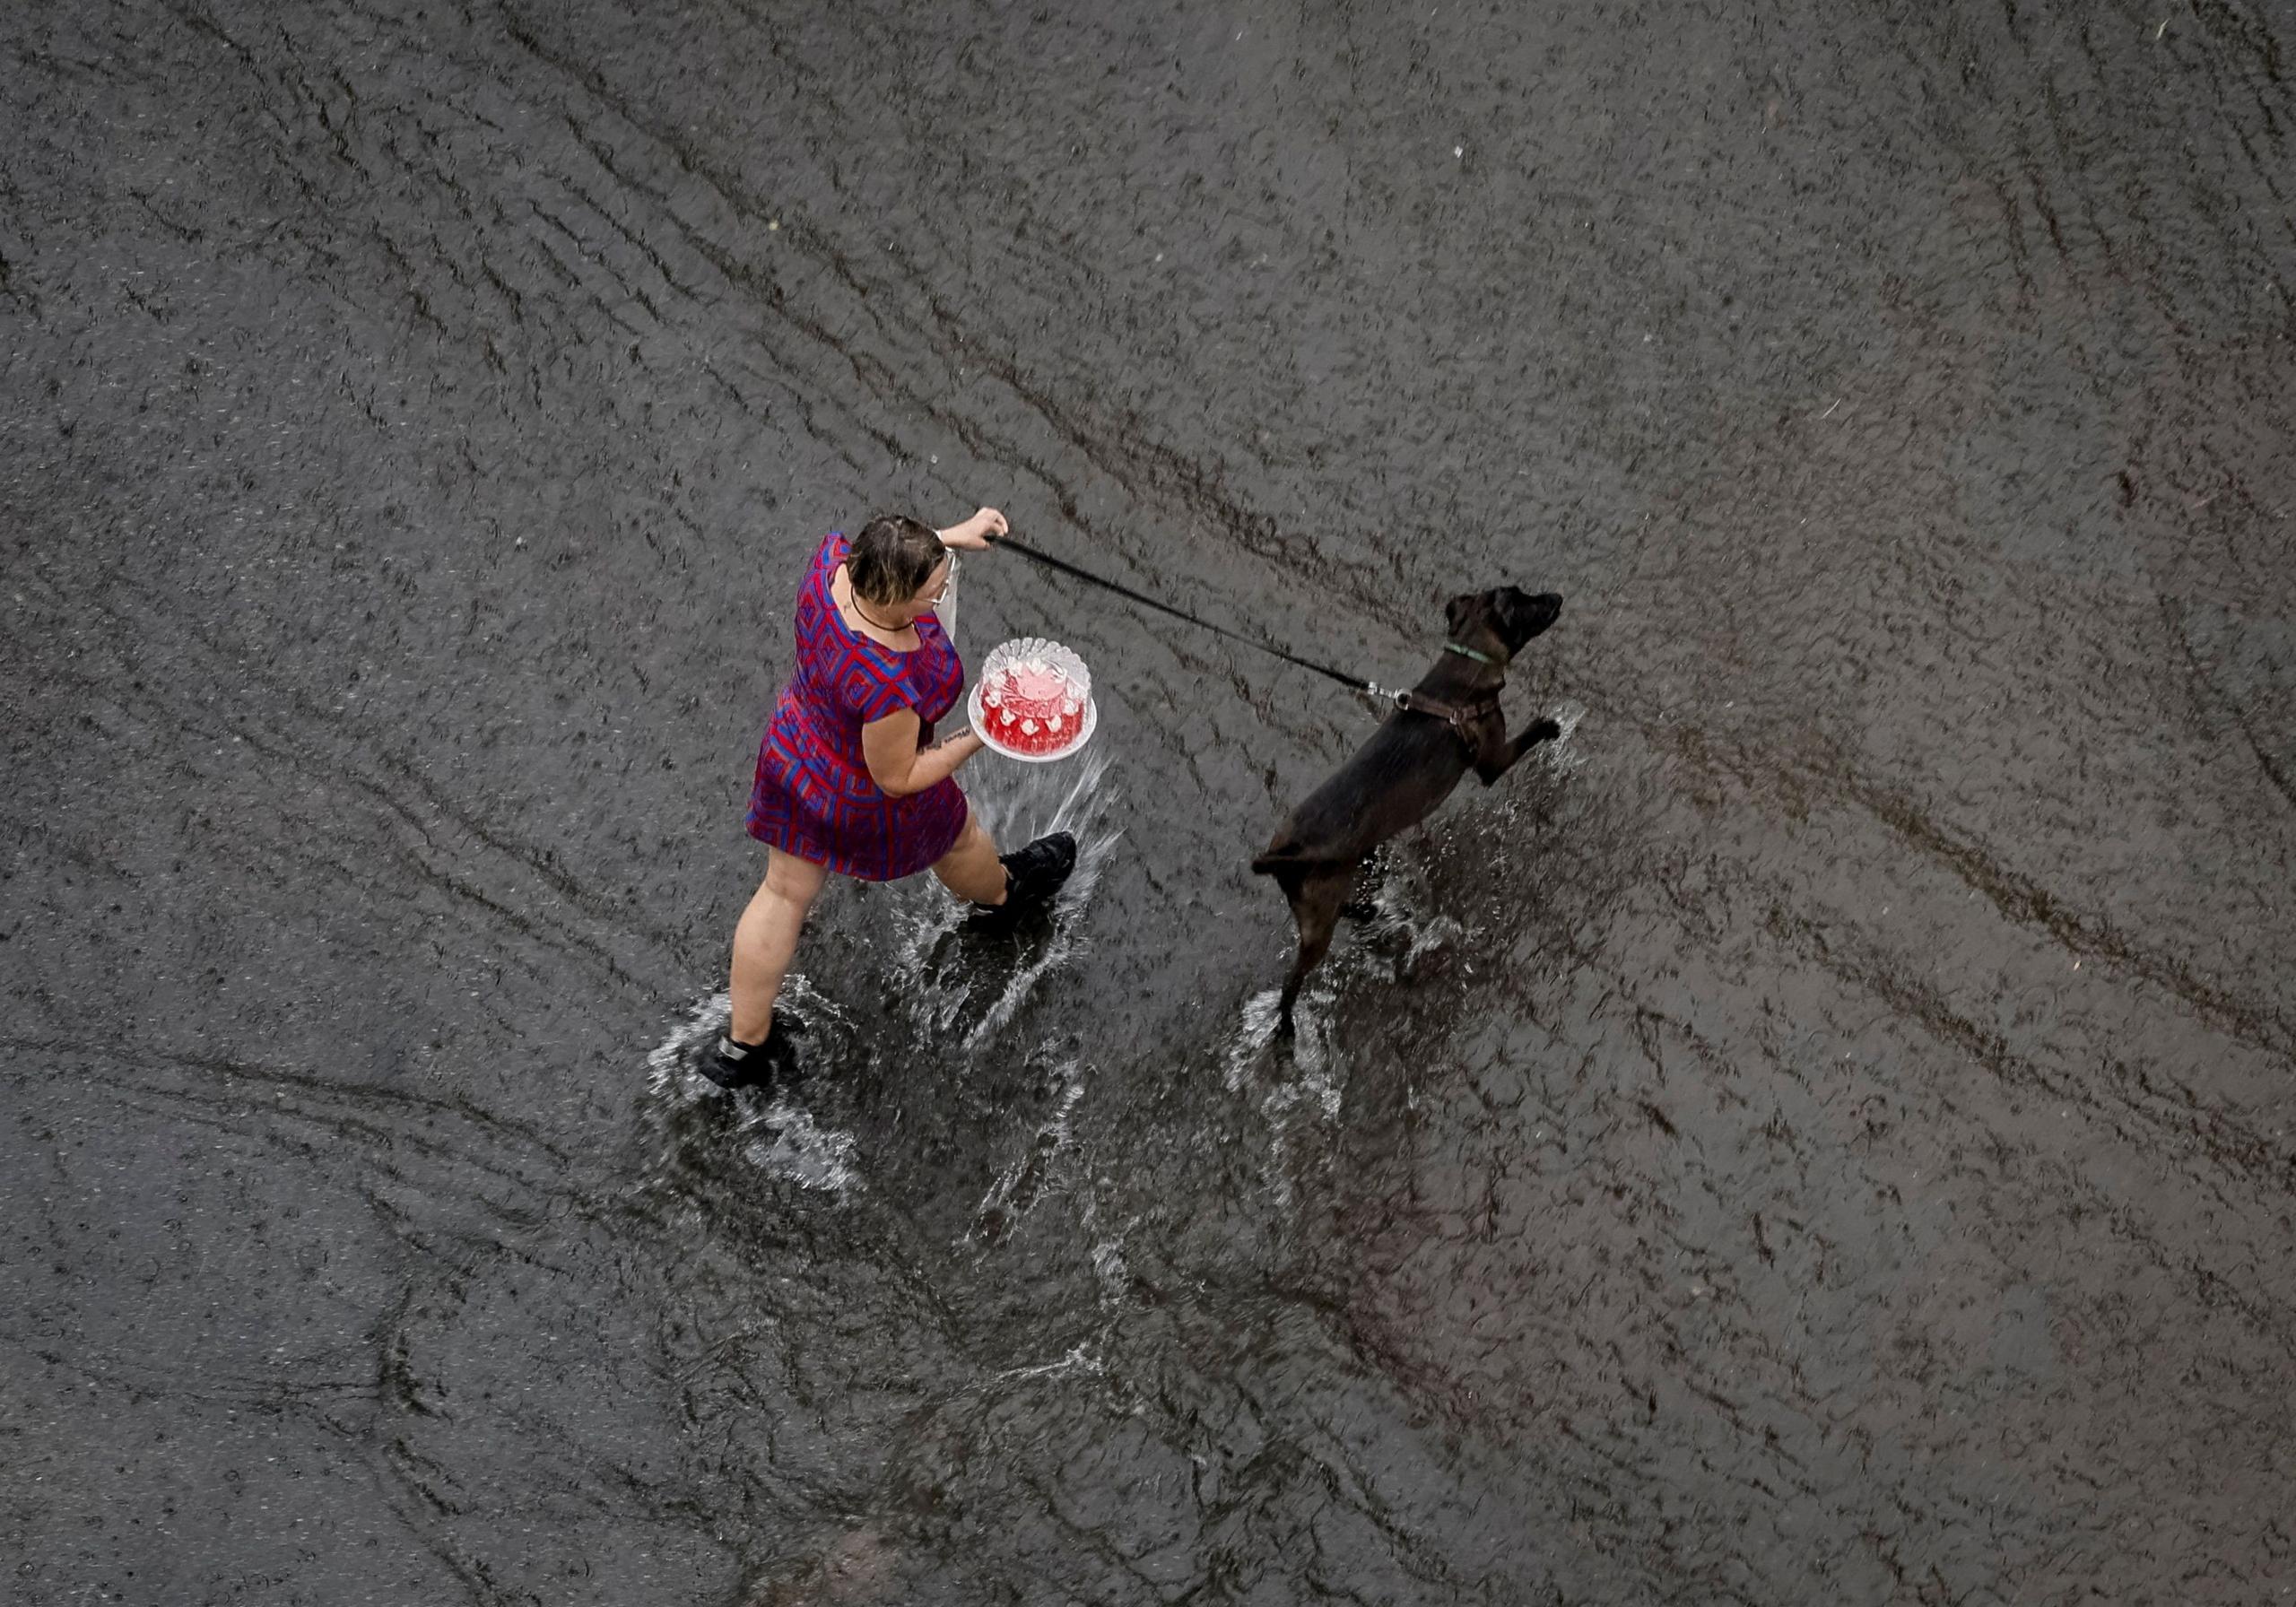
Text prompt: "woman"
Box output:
[[705, 506, 1077, 1089]]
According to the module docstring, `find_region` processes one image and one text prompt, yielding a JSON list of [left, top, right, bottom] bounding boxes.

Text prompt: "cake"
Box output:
[[980, 657, 1089, 757]]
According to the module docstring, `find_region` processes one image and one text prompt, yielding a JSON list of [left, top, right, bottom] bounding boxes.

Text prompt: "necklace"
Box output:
[[849, 596, 910, 636]]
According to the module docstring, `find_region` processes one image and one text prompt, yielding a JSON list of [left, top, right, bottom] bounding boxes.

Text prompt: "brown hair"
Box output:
[[848, 515, 945, 606]]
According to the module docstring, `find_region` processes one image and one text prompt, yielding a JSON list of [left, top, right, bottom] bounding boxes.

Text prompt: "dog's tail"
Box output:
[[1252, 843, 1349, 899], [1249, 841, 1308, 877]]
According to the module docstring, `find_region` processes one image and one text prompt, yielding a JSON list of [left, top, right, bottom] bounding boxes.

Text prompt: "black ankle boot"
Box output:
[[699, 1012, 801, 1091], [973, 831, 1077, 924]]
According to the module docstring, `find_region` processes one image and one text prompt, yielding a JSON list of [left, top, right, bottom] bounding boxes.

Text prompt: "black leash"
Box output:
[[988, 533, 1397, 700]]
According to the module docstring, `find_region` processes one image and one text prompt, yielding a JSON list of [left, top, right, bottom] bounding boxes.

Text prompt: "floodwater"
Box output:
[[4, 1, 2292, 1602]]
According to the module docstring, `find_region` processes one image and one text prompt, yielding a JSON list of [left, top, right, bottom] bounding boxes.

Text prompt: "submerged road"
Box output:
[[4, 1, 2293, 1602]]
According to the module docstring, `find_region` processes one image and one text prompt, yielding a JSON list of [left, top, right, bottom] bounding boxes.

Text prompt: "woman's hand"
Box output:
[[938, 507, 1008, 552]]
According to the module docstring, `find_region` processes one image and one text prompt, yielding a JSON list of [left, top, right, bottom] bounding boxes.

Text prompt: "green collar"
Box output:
[[1443, 641, 1501, 667]]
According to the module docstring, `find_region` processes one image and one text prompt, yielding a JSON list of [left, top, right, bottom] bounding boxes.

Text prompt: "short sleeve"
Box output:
[[842, 656, 918, 724]]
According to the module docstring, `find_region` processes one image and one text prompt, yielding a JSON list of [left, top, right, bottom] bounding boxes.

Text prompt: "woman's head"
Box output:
[[848, 516, 949, 610]]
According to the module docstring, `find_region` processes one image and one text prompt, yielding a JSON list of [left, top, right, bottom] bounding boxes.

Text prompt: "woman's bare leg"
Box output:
[[929, 812, 1009, 907], [729, 847, 831, 1043]]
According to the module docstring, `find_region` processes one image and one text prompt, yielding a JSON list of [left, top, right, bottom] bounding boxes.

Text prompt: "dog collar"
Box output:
[[1443, 641, 1500, 667]]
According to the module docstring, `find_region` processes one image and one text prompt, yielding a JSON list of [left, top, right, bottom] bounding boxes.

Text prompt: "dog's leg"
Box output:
[[1277, 865, 1354, 1031], [1474, 717, 1563, 786]]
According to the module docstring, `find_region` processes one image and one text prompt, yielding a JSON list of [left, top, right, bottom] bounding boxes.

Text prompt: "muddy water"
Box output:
[[4, 1, 2293, 1602]]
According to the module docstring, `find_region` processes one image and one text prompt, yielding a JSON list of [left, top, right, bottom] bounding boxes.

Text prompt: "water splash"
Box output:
[[739, 1102, 865, 1197], [992, 1341, 1101, 1386], [1544, 698, 1587, 774], [640, 986, 865, 1199], [884, 746, 1124, 1051], [1218, 985, 1344, 1207], [1082, 1194, 1135, 1312], [641, 988, 736, 1100], [1219, 855, 1503, 1200], [970, 1060, 1089, 1245], [1224, 987, 1287, 1093]]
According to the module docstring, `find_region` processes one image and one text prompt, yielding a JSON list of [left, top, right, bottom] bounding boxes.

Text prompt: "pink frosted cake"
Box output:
[[980, 656, 1089, 756]]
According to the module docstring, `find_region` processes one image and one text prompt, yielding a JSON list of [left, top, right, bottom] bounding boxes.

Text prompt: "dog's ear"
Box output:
[[1445, 595, 1474, 638]]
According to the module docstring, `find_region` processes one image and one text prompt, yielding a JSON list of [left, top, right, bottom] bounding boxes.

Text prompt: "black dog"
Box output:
[[1251, 587, 1564, 1025]]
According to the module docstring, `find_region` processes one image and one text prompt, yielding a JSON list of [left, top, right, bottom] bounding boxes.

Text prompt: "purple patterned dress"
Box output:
[[745, 533, 970, 880]]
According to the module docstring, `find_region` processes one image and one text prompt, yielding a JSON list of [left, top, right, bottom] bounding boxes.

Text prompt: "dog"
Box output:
[[1251, 586, 1563, 1025]]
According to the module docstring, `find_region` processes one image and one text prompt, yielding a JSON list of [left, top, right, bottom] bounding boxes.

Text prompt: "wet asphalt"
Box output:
[[4, 1, 2294, 1603]]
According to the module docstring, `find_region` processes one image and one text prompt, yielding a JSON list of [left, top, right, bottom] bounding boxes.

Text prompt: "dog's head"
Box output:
[[1445, 586, 1562, 662]]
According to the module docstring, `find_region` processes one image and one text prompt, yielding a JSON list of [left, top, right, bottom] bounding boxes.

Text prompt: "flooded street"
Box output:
[[5, 1, 2293, 1601]]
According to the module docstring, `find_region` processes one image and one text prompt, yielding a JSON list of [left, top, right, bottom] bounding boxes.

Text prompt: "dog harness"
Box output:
[[1394, 688, 1500, 749], [1391, 640, 1506, 749]]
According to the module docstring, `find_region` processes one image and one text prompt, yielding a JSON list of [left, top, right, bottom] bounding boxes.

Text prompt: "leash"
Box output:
[[988, 532, 1404, 702]]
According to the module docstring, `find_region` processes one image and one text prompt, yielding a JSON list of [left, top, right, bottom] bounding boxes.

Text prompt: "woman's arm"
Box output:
[[861, 709, 987, 796], [936, 506, 1009, 552]]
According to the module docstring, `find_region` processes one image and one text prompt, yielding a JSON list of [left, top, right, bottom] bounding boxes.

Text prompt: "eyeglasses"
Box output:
[[922, 550, 959, 604]]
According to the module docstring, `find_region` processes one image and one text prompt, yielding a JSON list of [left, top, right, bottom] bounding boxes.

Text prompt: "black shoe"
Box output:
[[974, 831, 1076, 925], [699, 1013, 801, 1092], [698, 1033, 764, 1090]]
